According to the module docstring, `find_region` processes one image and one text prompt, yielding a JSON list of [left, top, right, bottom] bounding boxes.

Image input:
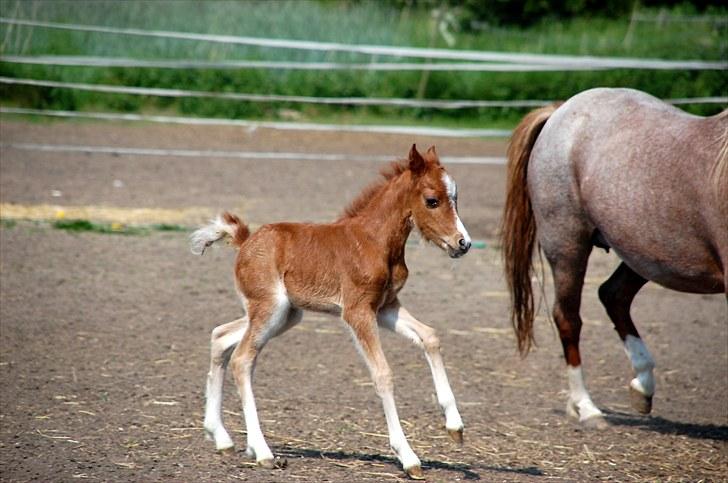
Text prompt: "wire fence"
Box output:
[[1, 17, 726, 70], [2, 77, 725, 109], [1, 17, 725, 138], [1, 55, 656, 72], [0, 142, 507, 165], [0, 107, 513, 138]]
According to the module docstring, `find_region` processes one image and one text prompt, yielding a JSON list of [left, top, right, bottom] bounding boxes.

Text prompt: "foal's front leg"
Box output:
[[377, 301, 464, 443], [344, 305, 424, 479]]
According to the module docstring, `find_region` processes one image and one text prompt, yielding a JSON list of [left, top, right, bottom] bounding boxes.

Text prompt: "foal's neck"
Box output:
[[352, 174, 413, 259]]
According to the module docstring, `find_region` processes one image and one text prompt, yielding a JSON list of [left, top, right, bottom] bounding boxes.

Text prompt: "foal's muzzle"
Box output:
[[448, 237, 471, 258]]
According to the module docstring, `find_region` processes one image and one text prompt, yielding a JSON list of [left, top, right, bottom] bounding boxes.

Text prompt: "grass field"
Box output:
[[0, 0, 726, 127]]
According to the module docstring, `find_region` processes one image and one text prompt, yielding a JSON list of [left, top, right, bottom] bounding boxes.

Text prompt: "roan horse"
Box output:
[[191, 145, 471, 479], [501, 88, 727, 428]]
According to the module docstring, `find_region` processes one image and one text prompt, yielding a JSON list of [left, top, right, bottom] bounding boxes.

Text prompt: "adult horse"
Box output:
[[501, 88, 727, 428]]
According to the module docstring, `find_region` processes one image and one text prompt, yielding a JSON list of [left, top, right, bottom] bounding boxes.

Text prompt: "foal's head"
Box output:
[[406, 144, 471, 258]]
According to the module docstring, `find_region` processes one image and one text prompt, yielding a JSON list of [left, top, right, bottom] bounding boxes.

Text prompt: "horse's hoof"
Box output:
[[257, 457, 287, 469], [630, 386, 653, 414], [447, 428, 464, 444], [405, 465, 425, 480], [581, 414, 609, 430]]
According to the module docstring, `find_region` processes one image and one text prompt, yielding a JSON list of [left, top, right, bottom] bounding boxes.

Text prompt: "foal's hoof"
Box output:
[[405, 465, 425, 480], [581, 414, 609, 430], [218, 446, 236, 456], [630, 386, 653, 415], [257, 457, 287, 469], [447, 428, 464, 444]]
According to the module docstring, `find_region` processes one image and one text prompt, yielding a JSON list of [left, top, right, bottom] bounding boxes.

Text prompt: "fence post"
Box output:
[[623, 2, 639, 48], [415, 8, 441, 100]]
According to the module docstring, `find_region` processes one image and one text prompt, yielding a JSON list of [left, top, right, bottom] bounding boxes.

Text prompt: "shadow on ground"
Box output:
[[604, 410, 728, 441], [276, 446, 543, 480]]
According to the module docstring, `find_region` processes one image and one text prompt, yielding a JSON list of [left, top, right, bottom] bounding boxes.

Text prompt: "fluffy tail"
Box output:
[[500, 103, 560, 356], [190, 212, 251, 256]]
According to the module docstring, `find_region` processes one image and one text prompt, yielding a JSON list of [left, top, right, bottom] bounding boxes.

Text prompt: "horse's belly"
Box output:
[[283, 273, 342, 315], [613, 245, 724, 294]]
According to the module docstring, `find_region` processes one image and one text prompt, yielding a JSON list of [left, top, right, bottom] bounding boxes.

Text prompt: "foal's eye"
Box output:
[[425, 197, 439, 209]]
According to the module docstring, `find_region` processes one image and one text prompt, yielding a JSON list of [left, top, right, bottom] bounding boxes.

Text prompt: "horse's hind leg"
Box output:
[[204, 317, 248, 451], [598, 262, 654, 414], [546, 245, 608, 429]]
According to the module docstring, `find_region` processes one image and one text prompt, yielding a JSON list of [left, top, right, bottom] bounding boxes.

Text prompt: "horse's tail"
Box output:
[[190, 212, 251, 255], [500, 103, 560, 356]]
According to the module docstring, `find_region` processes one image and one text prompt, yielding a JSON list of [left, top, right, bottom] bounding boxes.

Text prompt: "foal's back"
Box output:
[[234, 221, 353, 314], [529, 88, 727, 293]]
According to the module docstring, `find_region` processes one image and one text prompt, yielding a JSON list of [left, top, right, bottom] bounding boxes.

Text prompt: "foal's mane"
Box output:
[[339, 160, 410, 219]]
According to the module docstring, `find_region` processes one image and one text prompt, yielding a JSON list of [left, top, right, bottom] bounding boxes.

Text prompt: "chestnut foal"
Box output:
[[191, 145, 471, 479]]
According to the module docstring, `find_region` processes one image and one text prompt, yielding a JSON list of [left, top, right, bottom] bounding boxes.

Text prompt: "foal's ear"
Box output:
[[408, 144, 426, 175], [424, 145, 440, 164]]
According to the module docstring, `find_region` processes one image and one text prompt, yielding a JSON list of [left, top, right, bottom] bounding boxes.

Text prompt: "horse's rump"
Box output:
[[529, 88, 726, 293]]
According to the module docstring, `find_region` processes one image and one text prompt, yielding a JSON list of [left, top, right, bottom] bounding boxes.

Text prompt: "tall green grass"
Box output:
[[0, 0, 725, 127]]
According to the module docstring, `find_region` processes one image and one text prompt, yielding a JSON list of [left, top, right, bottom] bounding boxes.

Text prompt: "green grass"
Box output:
[[0, 0, 725, 127], [51, 219, 188, 236], [52, 219, 146, 235], [150, 223, 188, 232], [0, 217, 191, 235]]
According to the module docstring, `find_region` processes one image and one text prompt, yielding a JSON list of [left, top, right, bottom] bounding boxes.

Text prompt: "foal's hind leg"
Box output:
[[546, 246, 608, 429], [204, 308, 302, 454], [204, 317, 248, 451], [229, 293, 294, 467], [598, 262, 655, 414], [377, 301, 464, 443]]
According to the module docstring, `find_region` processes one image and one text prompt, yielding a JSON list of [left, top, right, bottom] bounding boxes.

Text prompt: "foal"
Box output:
[[191, 145, 471, 479]]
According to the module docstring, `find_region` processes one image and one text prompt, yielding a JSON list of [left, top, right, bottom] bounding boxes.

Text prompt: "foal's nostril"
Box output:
[[458, 238, 470, 251]]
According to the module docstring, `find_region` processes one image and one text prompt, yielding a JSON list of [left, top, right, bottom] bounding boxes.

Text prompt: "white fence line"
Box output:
[[0, 55, 610, 72], [1, 18, 726, 70], [0, 107, 512, 138], [0, 77, 548, 109], [0, 142, 506, 165], [3, 77, 725, 108], [632, 13, 728, 24]]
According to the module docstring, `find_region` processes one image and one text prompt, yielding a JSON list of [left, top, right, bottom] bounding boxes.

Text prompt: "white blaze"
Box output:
[[442, 173, 471, 244]]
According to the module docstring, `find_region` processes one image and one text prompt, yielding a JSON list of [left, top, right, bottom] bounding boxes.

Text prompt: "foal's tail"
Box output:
[[500, 103, 560, 356], [190, 212, 251, 255]]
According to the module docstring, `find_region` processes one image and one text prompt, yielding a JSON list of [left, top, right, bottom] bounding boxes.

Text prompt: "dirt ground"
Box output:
[[0, 119, 726, 482]]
